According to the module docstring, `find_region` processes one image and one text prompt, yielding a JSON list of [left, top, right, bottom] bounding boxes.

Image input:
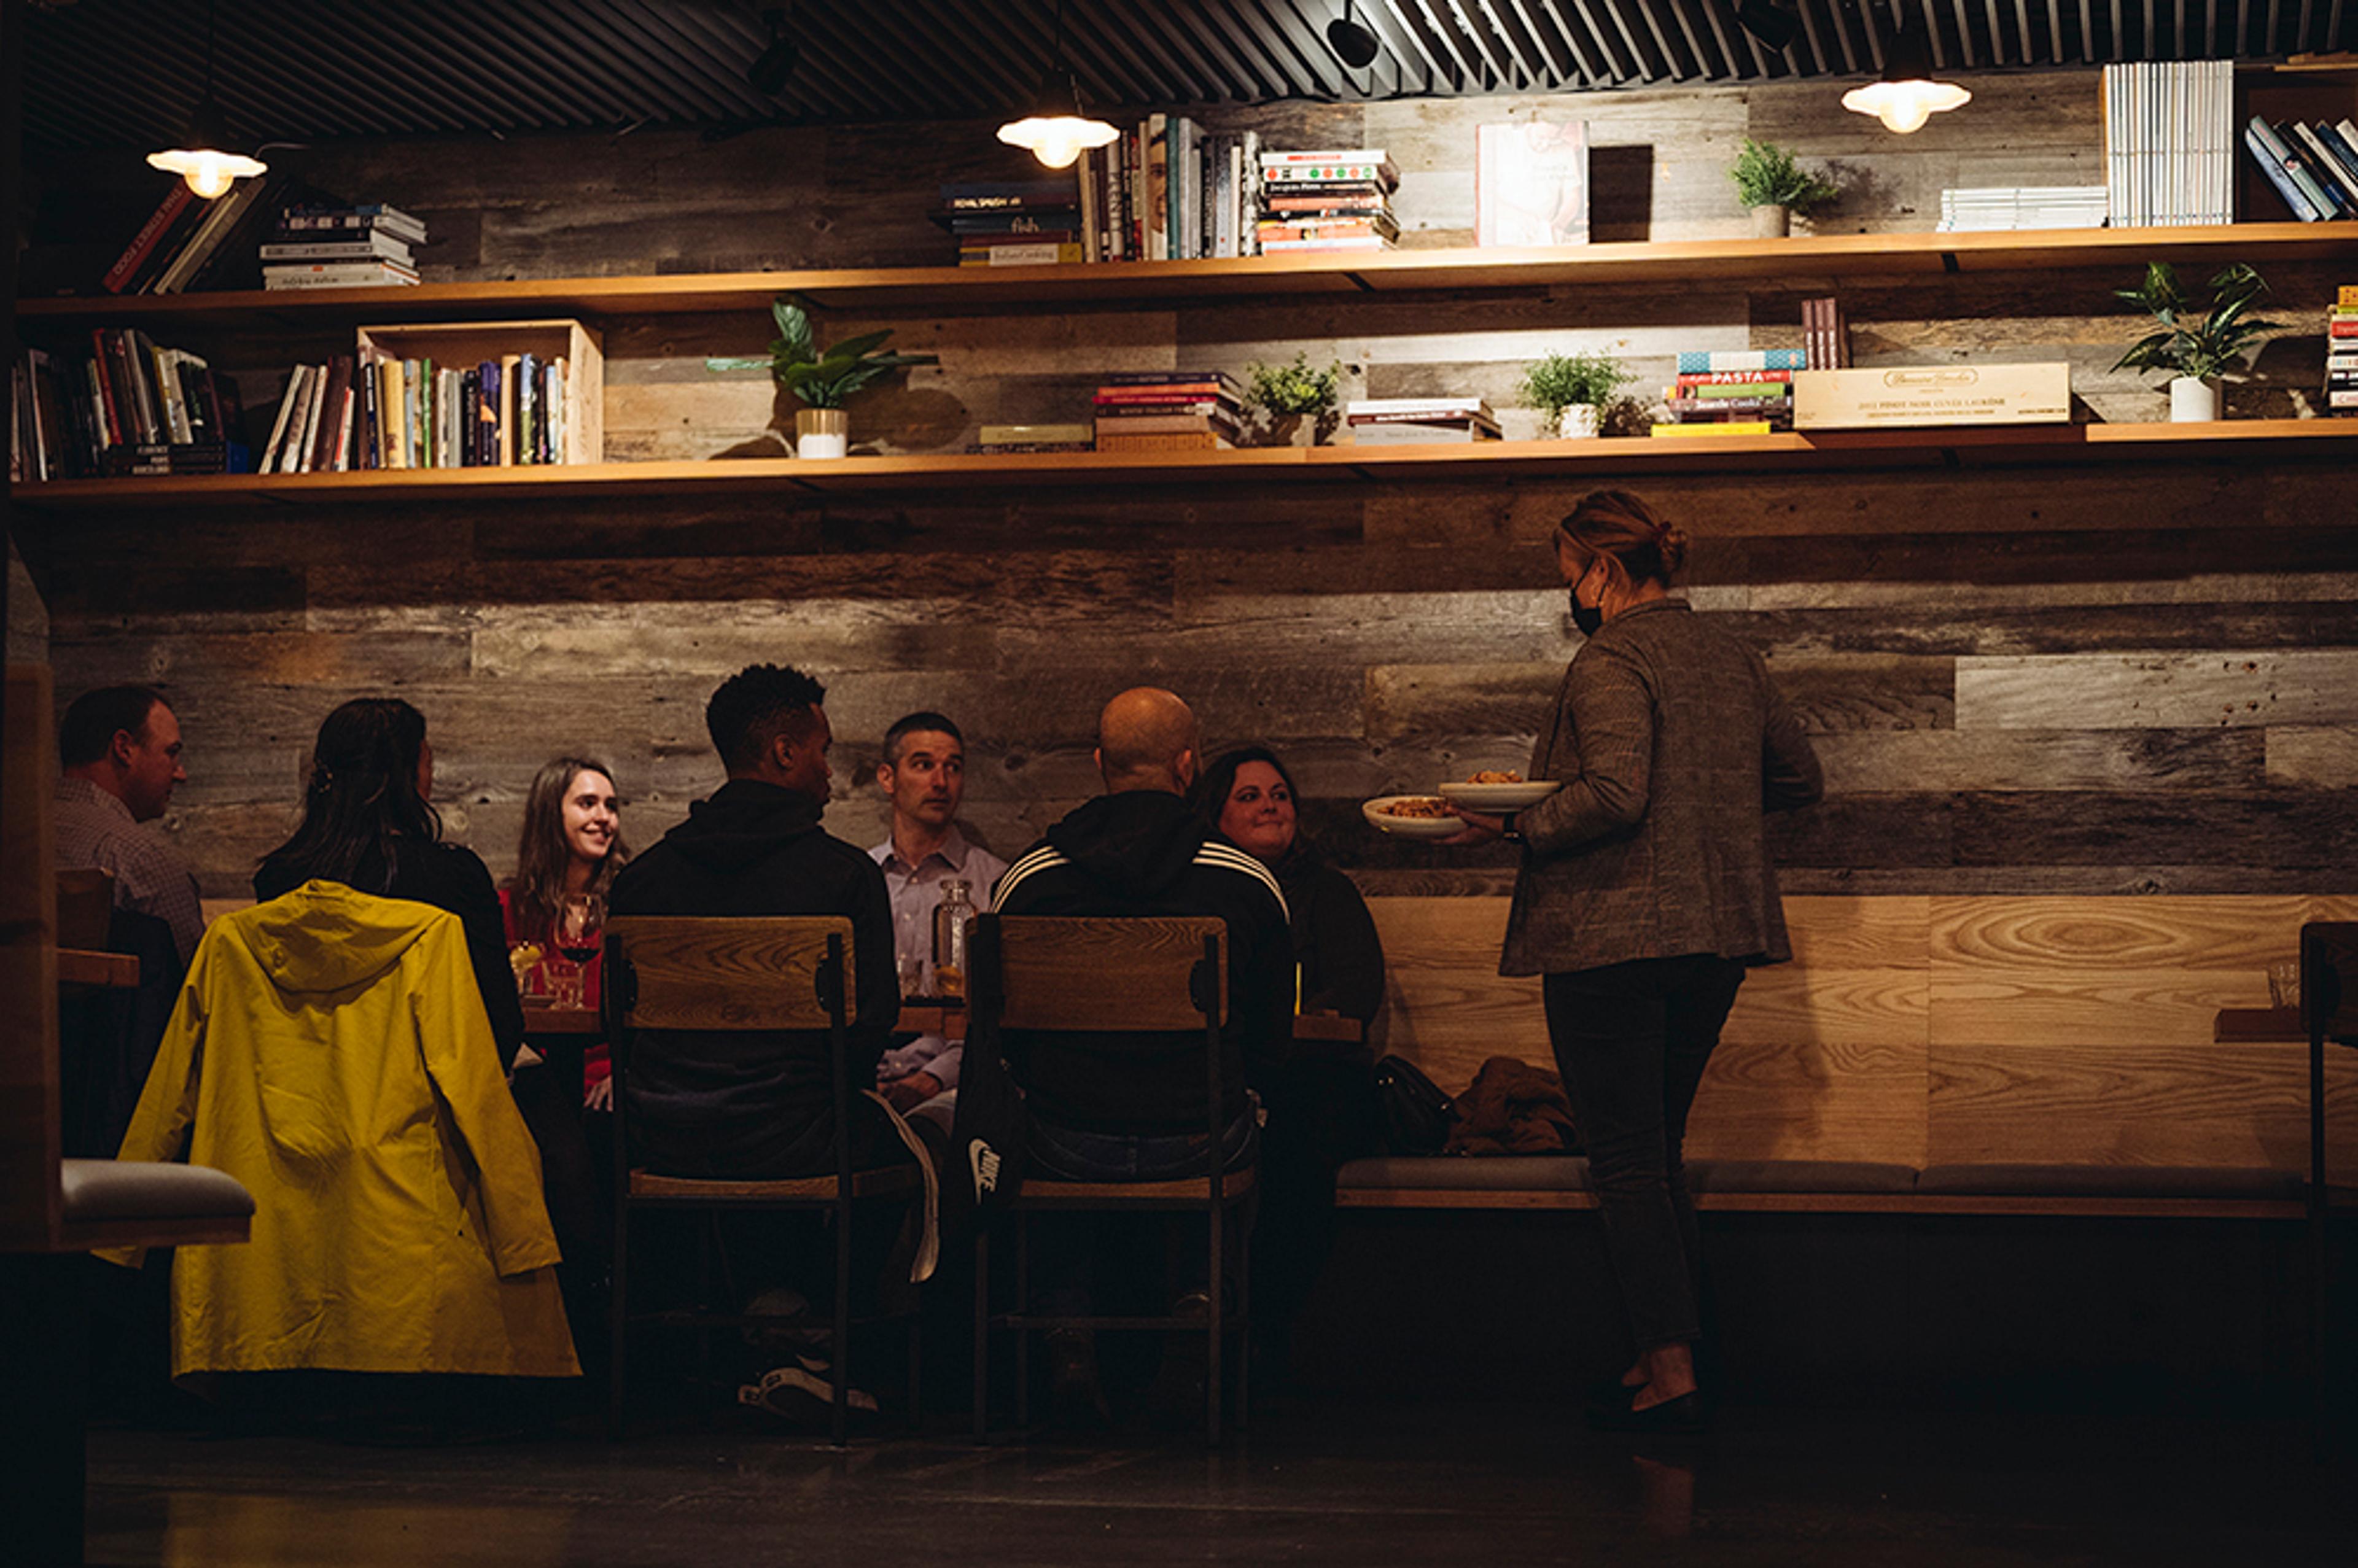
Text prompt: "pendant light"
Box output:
[[1840, 12, 1971, 134], [147, 0, 265, 198], [1326, 1, 1382, 68], [997, 0, 1117, 170]]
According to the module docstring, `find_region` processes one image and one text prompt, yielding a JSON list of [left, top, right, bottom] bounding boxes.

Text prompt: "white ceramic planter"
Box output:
[[2168, 376, 2219, 422], [1555, 404, 1601, 439], [796, 407, 850, 459]]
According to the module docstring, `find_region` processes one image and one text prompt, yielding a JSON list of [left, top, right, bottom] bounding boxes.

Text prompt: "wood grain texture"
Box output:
[[605, 916, 854, 1032], [1956, 651, 2358, 730], [990, 917, 1228, 1033]]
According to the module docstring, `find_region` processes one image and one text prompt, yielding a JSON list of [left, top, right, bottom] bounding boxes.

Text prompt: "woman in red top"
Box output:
[[500, 758, 629, 1105]]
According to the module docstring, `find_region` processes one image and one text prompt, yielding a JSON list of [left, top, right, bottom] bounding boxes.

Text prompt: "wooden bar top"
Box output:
[[56, 947, 137, 989], [2214, 1006, 2305, 1042], [523, 1004, 602, 1036]]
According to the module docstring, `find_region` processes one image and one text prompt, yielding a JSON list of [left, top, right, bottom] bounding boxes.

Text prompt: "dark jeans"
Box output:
[[1544, 953, 1747, 1353], [1026, 1107, 1257, 1318]]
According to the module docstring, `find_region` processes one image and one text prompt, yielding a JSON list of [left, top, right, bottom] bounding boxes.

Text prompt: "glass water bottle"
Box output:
[[932, 879, 974, 999]]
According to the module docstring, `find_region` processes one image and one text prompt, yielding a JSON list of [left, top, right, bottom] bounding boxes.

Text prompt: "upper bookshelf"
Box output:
[[17, 223, 2358, 325]]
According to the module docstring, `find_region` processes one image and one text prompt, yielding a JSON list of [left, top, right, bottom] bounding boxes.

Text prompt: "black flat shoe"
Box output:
[[1586, 1390, 1707, 1435], [1582, 1377, 1645, 1415]]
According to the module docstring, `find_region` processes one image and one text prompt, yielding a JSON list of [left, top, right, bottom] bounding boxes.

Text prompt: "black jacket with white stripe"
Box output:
[[991, 787, 1293, 1135]]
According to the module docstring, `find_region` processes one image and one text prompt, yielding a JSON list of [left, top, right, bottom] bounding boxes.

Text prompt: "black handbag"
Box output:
[[1372, 1055, 1455, 1155], [949, 926, 1029, 1213]]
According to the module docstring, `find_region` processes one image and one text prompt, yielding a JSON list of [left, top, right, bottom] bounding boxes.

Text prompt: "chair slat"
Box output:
[[605, 916, 852, 1031], [994, 916, 1226, 1031]]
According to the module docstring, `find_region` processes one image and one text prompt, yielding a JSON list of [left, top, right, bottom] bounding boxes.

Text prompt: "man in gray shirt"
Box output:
[[54, 683, 204, 966], [866, 710, 1007, 1122]]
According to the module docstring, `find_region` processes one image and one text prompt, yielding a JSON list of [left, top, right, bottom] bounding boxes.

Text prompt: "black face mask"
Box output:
[[1570, 596, 1604, 636]]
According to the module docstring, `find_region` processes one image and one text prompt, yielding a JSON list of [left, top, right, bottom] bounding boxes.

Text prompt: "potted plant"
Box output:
[[1729, 137, 1842, 238], [1522, 350, 1633, 438], [2113, 261, 2279, 422], [706, 297, 938, 459], [1243, 352, 1342, 446]]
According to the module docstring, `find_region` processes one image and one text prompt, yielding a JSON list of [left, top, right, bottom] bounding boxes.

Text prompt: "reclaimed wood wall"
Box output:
[[15, 69, 2358, 909]]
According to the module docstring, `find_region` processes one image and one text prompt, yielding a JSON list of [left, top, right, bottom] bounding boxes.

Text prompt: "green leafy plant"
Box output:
[[1728, 138, 1842, 212], [2112, 262, 2280, 382], [1522, 350, 1633, 421], [1244, 352, 1341, 416], [706, 298, 938, 409]]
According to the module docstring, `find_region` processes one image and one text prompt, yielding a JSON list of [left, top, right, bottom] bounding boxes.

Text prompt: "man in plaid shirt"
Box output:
[[54, 683, 203, 968]]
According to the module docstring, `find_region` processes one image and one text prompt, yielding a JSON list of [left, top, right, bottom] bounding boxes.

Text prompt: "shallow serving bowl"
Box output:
[[1438, 780, 1562, 811], [1363, 795, 1464, 840]]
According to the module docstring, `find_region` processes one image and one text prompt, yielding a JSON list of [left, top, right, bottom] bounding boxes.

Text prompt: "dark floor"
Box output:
[[84, 1397, 2358, 1567]]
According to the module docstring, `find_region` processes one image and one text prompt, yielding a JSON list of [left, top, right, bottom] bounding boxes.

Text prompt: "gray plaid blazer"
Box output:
[[1500, 599, 1823, 977]]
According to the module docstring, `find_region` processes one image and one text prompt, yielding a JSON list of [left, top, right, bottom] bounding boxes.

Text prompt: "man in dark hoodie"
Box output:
[[992, 686, 1293, 1174], [607, 662, 899, 1179]]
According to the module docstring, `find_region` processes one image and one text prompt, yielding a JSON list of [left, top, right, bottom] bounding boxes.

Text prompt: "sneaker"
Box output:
[[737, 1357, 879, 1426], [1045, 1329, 1111, 1429]]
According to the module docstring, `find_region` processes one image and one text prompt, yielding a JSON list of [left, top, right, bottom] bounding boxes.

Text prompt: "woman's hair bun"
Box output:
[[1654, 525, 1689, 576]]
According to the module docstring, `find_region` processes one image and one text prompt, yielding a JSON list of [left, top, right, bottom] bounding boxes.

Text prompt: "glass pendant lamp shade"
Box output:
[[1840, 22, 1970, 134], [997, 74, 1118, 169], [148, 108, 267, 199]]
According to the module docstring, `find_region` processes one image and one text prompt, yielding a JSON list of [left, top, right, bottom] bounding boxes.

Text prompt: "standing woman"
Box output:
[[255, 698, 526, 1069], [1449, 490, 1823, 1431]]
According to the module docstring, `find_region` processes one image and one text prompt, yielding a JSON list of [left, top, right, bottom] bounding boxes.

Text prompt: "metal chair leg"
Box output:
[[973, 1225, 991, 1442], [608, 1203, 630, 1439], [832, 1209, 852, 1450], [1206, 1195, 1224, 1446], [1013, 1213, 1032, 1431]]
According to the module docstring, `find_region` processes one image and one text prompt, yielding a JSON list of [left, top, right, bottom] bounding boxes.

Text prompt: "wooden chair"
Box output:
[[601, 915, 920, 1448], [967, 914, 1256, 1446], [4, 665, 252, 1566], [53, 868, 114, 953], [2300, 921, 2358, 1445]]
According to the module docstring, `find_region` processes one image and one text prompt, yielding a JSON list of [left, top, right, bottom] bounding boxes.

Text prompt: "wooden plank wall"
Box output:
[[14, 69, 2357, 922], [1374, 893, 2358, 1172]]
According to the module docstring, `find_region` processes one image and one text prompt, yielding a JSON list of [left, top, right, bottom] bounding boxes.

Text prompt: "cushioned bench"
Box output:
[[1334, 1155, 2307, 1219]]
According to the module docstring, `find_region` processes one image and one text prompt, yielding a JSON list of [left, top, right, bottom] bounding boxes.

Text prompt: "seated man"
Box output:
[[868, 710, 1008, 1128], [992, 686, 1293, 1174], [54, 683, 203, 967], [989, 688, 1293, 1419], [607, 663, 899, 1178]]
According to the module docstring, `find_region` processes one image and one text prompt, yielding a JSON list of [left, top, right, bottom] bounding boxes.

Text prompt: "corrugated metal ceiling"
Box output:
[[20, 0, 2357, 150]]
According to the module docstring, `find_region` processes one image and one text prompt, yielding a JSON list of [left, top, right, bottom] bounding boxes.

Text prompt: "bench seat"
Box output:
[[1334, 1155, 2313, 1218]]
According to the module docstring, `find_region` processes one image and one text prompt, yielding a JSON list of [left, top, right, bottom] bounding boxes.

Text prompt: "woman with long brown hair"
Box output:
[[1449, 489, 1823, 1432], [501, 755, 629, 1107]]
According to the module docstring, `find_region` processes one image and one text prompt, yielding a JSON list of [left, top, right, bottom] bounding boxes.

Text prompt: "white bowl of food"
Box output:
[[1363, 794, 1464, 840], [1438, 770, 1562, 812]]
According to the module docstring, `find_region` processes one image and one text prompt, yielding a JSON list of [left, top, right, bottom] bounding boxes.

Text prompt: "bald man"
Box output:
[[992, 687, 1292, 1172]]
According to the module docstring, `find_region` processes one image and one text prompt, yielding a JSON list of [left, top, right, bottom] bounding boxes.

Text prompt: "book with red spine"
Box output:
[[103, 185, 196, 293]]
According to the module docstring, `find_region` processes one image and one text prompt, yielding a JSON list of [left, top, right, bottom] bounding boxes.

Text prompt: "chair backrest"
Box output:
[[55, 867, 114, 953], [1, 665, 63, 1250], [982, 915, 1226, 1032], [602, 915, 855, 1033], [2302, 922, 2358, 1045]]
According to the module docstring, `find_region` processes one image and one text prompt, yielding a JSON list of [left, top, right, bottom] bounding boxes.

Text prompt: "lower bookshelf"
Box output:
[[10, 419, 2357, 508]]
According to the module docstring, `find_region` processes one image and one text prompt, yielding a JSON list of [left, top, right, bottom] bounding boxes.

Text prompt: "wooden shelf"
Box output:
[[17, 223, 2358, 325], [14, 419, 2357, 508]]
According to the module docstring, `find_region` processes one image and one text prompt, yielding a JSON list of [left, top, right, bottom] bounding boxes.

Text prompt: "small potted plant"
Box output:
[[706, 297, 938, 459], [1244, 352, 1342, 446], [1522, 350, 1633, 439], [2113, 261, 2279, 422], [1729, 137, 1842, 238]]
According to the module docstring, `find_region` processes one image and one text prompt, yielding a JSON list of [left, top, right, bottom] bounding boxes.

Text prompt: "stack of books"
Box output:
[[1256, 149, 1401, 253], [261, 202, 425, 290], [99, 172, 291, 295], [933, 181, 1084, 268], [1652, 350, 1803, 437], [1345, 397, 1498, 444], [1937, 186, 2111, 232], [8, 332, 247, 479], [2243, 116, 2358, 222], [2103, 60, 2234, 227], [968, 422, 1094, 455], [1093, 371, 1241, 452], [2328, 287, 2358, 415], [262, 349, 572, 472]]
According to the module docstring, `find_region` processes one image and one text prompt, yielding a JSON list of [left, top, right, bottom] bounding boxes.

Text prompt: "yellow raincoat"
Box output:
[[109, 880, 578, 1379]]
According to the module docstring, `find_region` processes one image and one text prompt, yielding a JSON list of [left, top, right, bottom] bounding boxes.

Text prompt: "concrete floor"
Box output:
[[84, 1399, 2357, 1567]]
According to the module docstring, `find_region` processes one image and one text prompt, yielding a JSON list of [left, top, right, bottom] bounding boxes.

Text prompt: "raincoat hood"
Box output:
[[1044, 789, 1209, 898], [656, 778, 826, 873], [245, 879, 443, 994]]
